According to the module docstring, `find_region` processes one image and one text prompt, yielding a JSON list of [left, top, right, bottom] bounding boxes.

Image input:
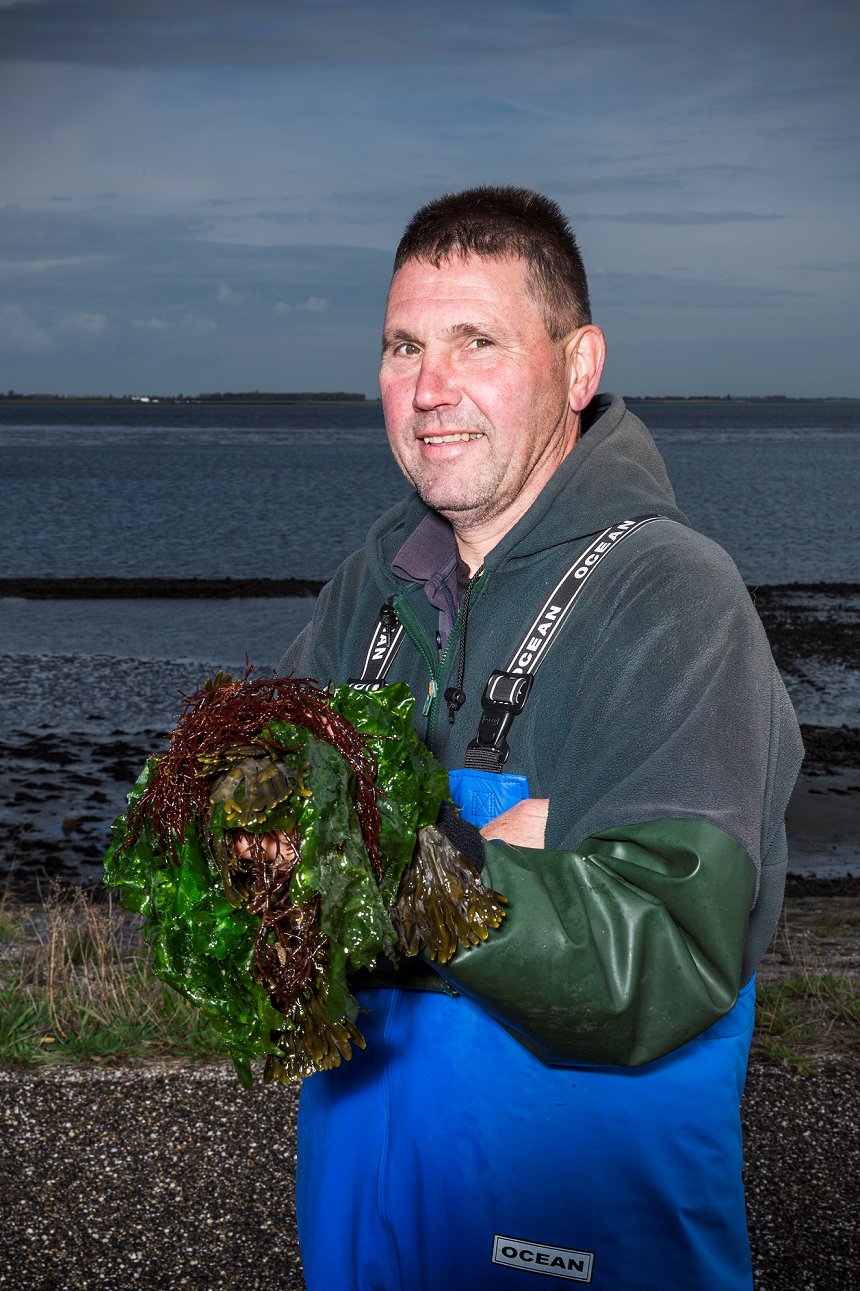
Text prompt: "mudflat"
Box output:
[[3, 723, 858, 895]]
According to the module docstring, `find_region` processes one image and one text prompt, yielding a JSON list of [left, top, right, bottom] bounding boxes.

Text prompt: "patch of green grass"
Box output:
[[754, 1035, 816, 1074], [753, 971, 860, 1071], [0, 986, 46, 1064], [815, 908, 860, 937], [0, 908, 22, 942], [30, 973, 225, 1068], [0, 885, 226, 1070]]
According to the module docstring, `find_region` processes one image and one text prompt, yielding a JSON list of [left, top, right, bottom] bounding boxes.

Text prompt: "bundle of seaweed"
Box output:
[[104, 673, 505, 1085]]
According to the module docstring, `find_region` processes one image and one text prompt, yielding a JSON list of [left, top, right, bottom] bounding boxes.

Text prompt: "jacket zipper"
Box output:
[[392, 575, 485, 754]]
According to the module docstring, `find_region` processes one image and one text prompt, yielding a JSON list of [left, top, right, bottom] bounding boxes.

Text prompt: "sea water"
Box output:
[[1, 399, 858, 732]]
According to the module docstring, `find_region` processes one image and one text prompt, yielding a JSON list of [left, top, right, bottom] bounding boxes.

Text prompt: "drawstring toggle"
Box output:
[[444, 687, 467, 723]]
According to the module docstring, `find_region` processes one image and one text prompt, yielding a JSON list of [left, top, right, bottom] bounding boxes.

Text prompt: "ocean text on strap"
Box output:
[[347, 602, 406, 691], [464, 515, 670, 772]]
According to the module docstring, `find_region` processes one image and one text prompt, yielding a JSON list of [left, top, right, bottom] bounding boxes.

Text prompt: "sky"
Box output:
[[0, 0, 858, 398]]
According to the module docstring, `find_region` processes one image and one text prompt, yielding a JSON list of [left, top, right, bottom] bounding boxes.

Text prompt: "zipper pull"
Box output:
[[422, 679, 437, 716]]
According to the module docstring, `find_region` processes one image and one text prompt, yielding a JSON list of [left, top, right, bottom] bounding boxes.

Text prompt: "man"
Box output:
[[280, 187, 802, 1291]]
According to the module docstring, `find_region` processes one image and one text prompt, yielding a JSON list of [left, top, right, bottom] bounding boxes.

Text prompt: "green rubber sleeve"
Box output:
[[432, 817, 756, 1067]]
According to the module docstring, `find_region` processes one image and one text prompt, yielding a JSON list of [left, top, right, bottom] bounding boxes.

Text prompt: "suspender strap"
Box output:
[[347, 601, 406, 691], [464, 515, 669, 771]]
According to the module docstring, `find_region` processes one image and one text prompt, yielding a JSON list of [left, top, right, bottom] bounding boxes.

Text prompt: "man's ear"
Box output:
[[564, 325, 607, 413]]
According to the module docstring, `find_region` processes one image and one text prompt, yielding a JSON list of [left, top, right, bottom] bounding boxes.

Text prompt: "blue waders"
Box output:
[[296, 768, 756, 1291]]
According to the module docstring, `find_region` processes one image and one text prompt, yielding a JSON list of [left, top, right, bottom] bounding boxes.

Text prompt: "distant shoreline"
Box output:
[[0, 395, 379, 405], [2, 577, 858, 600], [0, 395, 856, 405], [624, 395, 860, 403]]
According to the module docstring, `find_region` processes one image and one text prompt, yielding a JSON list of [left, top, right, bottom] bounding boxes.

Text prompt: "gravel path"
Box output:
[[743, 1065, 859, 1290], [1, 1061, 857, 1290], [0, 1064, 304, 1291]]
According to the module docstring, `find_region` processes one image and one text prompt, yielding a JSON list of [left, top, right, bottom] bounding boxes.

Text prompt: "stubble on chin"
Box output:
[[391, 442, 494, 522], [387, 412, 500, 521], [410, 457, 510, 525]]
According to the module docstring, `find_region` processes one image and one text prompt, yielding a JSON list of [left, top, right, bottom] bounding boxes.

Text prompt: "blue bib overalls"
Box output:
[[296, 769, 755, 1290]]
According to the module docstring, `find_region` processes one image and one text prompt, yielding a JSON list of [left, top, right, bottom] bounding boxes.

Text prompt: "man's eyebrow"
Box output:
[[382, 320, 504, 350], [443, 322, 491, 339], [381, 327, 417, 350]]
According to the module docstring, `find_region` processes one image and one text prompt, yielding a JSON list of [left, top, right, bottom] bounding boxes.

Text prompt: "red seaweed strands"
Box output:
[[123, 672, 382, 876], [241, 830, 325, 1007]]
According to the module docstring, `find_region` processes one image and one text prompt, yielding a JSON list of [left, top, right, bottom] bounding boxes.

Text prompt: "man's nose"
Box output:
[[413, 352, 462, 411]]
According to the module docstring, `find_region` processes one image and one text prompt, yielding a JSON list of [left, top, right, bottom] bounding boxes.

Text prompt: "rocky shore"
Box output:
[[0, 726, 170, 896], [1, 581, 857, 895]]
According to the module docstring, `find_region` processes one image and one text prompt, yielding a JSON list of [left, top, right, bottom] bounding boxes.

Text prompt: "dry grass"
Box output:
[[0, 905, 22, 942], [2, 880, 858, 1074], [0, 883, 224, 1069]]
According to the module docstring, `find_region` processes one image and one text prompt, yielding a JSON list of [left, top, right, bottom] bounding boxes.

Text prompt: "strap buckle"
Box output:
[[466, 671, 534, 768]]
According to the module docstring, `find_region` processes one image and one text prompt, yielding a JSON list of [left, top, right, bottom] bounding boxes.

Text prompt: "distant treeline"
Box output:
[[0, 391, 372, 404], [197, 391, 368, 403], [2, 390, 855, 404]]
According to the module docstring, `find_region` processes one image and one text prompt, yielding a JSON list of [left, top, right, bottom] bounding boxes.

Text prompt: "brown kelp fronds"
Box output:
[[392, 824, 507, 964]]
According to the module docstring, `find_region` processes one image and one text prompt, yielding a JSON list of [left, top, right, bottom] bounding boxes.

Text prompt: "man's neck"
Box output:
[[450, 505, 532, 576]]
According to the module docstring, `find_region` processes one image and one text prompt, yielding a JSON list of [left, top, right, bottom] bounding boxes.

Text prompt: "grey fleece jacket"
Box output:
[[280, 393, 803, 1061]]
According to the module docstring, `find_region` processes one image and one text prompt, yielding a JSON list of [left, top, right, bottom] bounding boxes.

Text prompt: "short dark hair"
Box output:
[[392, 185, 591, 341]]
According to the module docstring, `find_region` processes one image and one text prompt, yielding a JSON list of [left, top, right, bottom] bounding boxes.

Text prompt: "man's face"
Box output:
[[379, 254, 577, 527]]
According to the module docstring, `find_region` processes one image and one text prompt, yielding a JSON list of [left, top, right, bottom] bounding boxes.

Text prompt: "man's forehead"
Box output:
[[383, 252, 538, 334]]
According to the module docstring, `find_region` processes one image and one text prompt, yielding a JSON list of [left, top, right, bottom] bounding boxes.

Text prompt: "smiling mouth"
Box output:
[[420, 432, 485, 444]]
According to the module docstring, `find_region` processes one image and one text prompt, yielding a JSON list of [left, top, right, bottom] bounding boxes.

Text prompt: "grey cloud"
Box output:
[[571, 211, 786, 226], [0, 205, 393, 338], [0, 301, 108, 352], [794, 262, 860, 273], [323, 169, 775, 227], [209, 211, 315, 228], [0, 254, 112, 277], [544, 165, 765, 197], [590, 271, 814, 312], [325, 187, 448, 210], [0, 0, 653, 67], [329, 175, 731, 209], [200, 197, 289, 206], [132, 312, 217, 333], [0, 303, 54, 353], [56, 311, 107, 336], [0, 205, 393, 293]]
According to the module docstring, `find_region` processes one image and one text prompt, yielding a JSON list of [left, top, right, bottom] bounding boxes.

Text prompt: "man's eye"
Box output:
[[396, 343, 422, 356], [468, 337, 493, 349]]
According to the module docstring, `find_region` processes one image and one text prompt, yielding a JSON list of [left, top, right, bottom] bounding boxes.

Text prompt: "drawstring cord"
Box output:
[[444, 565, 484, 724]]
